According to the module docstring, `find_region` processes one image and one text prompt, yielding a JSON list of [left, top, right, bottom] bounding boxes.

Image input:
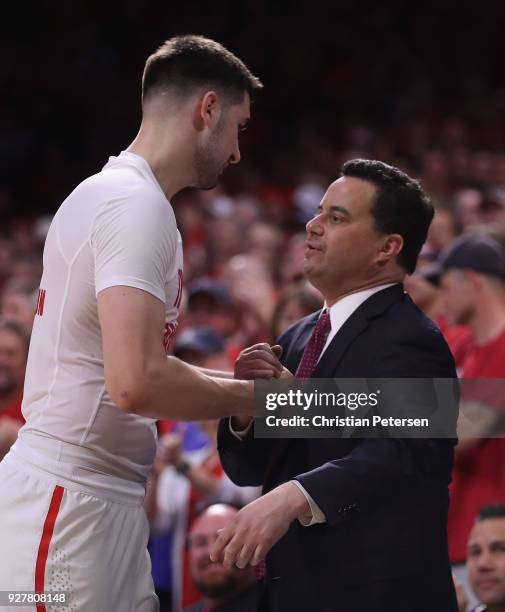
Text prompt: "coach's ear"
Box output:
[[97, 285, 166, 414], [376, 233, 403, 267]]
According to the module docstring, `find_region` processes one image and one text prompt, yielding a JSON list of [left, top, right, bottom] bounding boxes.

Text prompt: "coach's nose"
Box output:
[[306, 212, 324, 236]]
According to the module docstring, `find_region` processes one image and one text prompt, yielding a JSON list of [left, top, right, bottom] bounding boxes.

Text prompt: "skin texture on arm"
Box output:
[[97, 285, 255, 419]]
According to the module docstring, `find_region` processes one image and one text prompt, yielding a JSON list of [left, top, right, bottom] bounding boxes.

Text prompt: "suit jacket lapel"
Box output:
[[283, 311, 320, 373], [313, 284, 405, 377]]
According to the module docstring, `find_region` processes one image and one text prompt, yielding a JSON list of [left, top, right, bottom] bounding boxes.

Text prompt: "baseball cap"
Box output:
[[174, 326, 225, 357], [187, 278, 232, 308], [422, 234, 505, 283]]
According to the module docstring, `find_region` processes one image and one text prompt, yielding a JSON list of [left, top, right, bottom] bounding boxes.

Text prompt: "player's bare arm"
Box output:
[[98, 285, 257, 419]]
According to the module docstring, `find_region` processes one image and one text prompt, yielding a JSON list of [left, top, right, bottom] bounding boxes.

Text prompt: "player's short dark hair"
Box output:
[[476, 503, 505, 522], [142, 35, 263, 105], [342, 159, 434, 274]]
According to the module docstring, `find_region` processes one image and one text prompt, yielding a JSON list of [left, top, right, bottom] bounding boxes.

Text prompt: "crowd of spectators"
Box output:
[[2, 2, 505, 610]]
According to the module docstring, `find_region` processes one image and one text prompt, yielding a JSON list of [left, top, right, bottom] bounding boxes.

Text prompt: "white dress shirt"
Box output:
[[231, 283, 399, 526]]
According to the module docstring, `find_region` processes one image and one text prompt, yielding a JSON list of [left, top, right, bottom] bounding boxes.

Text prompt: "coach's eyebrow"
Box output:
[[317, 204, 351, 218]]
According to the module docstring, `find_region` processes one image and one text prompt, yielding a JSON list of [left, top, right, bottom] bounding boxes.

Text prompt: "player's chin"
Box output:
[[193, 176, 220, 191]]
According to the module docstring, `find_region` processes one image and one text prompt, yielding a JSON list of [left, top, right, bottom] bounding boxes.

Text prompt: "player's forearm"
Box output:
[[195, 365, 234, 379], [129, 356, 254, 420]]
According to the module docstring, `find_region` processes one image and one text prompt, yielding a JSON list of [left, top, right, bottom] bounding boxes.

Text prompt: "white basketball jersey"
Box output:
[[19, 151, 183, 486]]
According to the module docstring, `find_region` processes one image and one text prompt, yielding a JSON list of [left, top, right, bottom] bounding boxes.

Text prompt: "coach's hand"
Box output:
[[209, 482, 310, 569], [234, 343, 288, 380]]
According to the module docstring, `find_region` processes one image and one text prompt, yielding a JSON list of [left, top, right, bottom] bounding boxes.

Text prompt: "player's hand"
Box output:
[[234, 343, 285, 380], [210, 482, 310, 569]]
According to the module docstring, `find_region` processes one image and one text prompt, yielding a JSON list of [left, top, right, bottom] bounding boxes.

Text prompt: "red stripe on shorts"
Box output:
[[35, 485, 64, 612]]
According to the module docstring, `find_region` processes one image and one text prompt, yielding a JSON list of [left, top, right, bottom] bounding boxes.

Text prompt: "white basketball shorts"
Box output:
[[0, 450, 159, 612]]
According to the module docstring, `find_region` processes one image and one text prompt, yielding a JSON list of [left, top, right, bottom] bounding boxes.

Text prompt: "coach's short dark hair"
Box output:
[[342, 159, 434, 274], [142, 35, 263, 105], [476, 503, 505, 522]]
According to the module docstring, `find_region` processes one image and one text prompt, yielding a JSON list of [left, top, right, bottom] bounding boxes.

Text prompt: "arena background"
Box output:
[[2, 2, 505, 611]]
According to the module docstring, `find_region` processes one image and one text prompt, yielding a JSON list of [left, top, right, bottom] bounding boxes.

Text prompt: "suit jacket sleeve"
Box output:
[[294, 333, 457, 527], [217, 328, 295, 487]]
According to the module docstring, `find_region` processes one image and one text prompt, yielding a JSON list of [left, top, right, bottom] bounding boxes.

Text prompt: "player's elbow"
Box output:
[[107, 376, 150, 415]]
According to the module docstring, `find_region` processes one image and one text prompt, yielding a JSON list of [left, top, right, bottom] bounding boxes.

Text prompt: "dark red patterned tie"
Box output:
[[295, 310, 331, 378]]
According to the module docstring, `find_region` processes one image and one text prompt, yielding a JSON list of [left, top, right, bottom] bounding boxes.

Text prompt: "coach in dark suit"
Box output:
[[210, 160, 459, 611]]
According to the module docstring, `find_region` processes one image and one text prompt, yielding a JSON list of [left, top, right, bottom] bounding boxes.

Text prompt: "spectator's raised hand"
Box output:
[[152, 432, 183, 475]]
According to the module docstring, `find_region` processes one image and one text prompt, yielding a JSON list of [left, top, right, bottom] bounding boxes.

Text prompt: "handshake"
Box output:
[[231, 343, 293, 431], [233, 343, 293, 381]]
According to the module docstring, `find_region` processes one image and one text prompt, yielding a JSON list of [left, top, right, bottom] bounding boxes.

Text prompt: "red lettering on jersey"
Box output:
[[163, 270, 183, 353], [35, 289, 46, 317], [173, 269, 183, 309], [163, 321, 178, 353]]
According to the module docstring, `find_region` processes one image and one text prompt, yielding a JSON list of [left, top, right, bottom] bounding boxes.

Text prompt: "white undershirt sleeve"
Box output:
[[90, 188, 177, 302]]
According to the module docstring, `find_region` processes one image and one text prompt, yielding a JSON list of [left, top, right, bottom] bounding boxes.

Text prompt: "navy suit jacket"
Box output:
[[218, 285, 459, 612]]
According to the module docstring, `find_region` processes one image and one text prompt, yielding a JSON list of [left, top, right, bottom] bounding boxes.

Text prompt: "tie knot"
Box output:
[[315, 310, 331, 335]]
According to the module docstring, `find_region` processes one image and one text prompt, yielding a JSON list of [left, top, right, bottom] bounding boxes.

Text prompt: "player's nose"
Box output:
[[229, 143, 241, 165]]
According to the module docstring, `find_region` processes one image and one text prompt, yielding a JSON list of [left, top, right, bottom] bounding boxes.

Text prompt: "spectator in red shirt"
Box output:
[[435, 235, 505, 571], [404, 271, 472, 370], [0, 319, 29, 458]]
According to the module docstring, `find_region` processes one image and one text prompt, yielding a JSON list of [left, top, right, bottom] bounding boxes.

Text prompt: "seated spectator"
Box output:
[[145, 421, 260, 611], [0, 319, 28, 458], [459, 504, 505, 612], [184, 504, 260, 612]]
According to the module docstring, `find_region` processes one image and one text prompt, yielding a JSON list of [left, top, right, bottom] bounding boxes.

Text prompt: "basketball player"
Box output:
[[0, 36, 274, 611]]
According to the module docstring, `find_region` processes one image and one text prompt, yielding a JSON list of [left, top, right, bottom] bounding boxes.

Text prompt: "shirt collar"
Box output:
[[324, 283, 399, 336]]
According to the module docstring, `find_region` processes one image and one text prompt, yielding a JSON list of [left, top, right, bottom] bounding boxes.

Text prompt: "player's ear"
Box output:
[[193, 91, 221, 131]]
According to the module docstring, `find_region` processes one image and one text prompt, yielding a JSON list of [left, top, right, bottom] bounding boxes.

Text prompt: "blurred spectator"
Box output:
[[9, 255, 42, 288], [464, 504, 505, 612], [245, 221, 284, 279], [453, 189, 485, 232], [145, 421, 260, 611], [0, 320, 28, 458], [186, 279, 237, 338], [481, 191, 505, 228], [427, 207, 459, 254], [0, 239, 18, 295], [0, 278, 38, 333], [278, 232, 307, 286], [404, 272, 472, 370], [270, 280, 323, 341], [184, 504, 259, 612], [435, 235, 505, 566], [224, 254, 276, 335], [174, 326, 230, 372]]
